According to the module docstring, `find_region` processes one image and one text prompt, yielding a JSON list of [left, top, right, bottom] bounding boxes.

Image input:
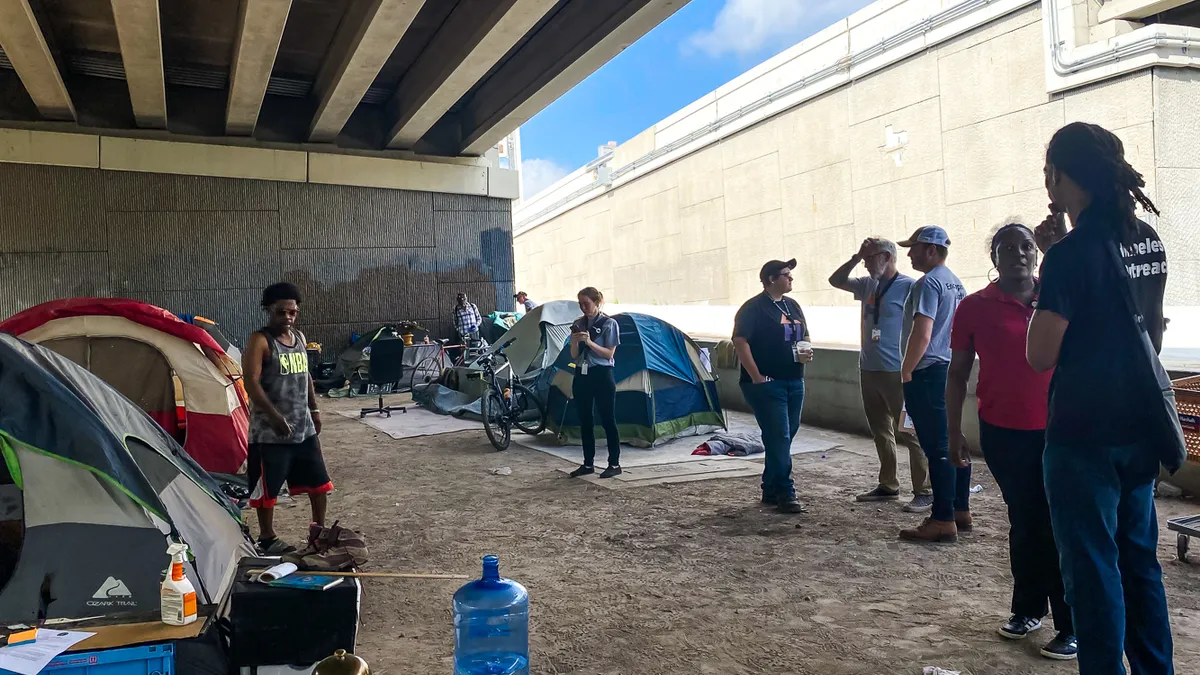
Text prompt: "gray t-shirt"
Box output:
[[848, 273, 915, 373], [902, 265, 966, 371], [574, 314, 620, 367]]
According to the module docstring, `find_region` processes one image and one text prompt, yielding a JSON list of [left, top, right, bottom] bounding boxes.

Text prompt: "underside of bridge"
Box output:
[[0, 0, 687, 157]]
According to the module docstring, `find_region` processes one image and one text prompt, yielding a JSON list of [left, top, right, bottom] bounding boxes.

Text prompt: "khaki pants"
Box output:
[[860, 369, 931, 494]]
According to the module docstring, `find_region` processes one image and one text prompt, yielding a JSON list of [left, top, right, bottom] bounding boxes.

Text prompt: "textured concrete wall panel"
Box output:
[[937, 21, 1049, 132], [0, 165, 513, 353], [1154, 68, 1200, 170], [0, 164, 107, 252], [0, 252, 109, 318]]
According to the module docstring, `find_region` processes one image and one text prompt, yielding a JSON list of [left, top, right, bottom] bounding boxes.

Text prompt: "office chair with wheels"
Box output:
[[359, 337, 408, 418]]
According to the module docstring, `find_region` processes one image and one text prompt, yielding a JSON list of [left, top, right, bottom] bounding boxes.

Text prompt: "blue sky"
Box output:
[[518, 0, 875, 196]]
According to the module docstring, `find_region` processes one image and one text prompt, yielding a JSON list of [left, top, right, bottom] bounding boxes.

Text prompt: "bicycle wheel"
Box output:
[[409, 355, 443, 391], [481, 390, 511, 451], [510, 383, 546, 435]]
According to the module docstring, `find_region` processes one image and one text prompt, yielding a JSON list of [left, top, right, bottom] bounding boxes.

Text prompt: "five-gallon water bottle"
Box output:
[[453, 555, 529, 675]]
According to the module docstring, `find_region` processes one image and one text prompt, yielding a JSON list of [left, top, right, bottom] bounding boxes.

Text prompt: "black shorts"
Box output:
[[247, 435, 333, 509]]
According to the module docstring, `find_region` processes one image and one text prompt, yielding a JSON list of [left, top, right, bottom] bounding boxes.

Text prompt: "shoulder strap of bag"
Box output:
[[1103, 238, 1148, 334]]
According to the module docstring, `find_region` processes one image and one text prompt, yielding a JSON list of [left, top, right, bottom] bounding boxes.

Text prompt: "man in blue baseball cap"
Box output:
[[896, 226, 970, 543]]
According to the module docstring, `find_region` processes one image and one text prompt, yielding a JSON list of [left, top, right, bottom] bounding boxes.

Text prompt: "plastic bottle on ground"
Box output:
[[453, 555, 529, 675]]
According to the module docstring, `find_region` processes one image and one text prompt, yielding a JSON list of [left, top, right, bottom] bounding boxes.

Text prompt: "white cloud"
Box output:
[[521, 158, 571, 198], [685, 0, 814, 58]]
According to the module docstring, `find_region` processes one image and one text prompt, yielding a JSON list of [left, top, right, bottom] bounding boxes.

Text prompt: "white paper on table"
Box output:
[[256, 562, 297, 583], [0, 629, 94, 675]]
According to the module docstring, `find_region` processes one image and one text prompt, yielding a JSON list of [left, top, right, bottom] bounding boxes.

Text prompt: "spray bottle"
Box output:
[[161, 542, 198, 626]]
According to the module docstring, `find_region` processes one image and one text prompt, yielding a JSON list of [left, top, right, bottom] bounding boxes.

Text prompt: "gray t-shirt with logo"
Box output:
[[848, 273, 915, 373], [902, 265, 966, 371]]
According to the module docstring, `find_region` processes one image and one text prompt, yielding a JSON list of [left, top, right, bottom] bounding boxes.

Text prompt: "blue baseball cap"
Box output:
[[898, 226, 951, 248]]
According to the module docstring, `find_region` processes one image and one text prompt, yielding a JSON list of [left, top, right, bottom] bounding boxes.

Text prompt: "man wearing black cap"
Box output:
[[732, 258, 813, 514], [514, 292, 537, 312], [895, 226, 970, 543]]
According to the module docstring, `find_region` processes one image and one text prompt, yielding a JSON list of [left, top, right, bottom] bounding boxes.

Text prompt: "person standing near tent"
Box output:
[[732, 259, 812, 514], [1027, 122, 1175, 673], [514, 292, 538, 312], [828, 237, 932, 512], [896, 226, 969, 543], [947, 223, 1075, 660], [243, 282, 333, 555], [454, 293, 483, 343], [567, 287, 623, 479]]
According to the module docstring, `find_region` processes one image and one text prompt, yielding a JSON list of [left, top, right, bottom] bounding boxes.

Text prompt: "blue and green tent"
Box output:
[[545, 313, 725, 447]]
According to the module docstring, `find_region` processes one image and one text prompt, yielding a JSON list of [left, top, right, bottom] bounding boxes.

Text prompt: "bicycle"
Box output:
[[469, 340, 546, 451], [407, 337, 488, 392]]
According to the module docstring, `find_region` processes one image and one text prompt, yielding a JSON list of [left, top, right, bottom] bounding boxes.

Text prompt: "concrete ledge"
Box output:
[[101, 136, 307, 182], [0, 128, 520, 200], [0, 128, 98, 168], [706, 343, 984, 453]]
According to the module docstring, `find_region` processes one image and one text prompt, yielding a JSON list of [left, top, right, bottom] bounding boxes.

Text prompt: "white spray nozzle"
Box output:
[[167, 543, 189, 559]]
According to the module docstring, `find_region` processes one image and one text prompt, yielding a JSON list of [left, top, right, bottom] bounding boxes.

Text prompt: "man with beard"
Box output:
[[830, 238, 932, 512]]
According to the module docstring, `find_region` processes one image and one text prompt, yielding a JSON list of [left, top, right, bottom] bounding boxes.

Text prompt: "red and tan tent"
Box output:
[[0, 298, 248, 475]]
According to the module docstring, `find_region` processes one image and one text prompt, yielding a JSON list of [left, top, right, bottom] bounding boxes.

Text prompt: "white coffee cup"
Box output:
[[794, 341, 814, 363]]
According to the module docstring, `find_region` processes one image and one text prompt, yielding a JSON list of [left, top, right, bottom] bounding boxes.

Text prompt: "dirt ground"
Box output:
[[252, 395, 1200, 674]]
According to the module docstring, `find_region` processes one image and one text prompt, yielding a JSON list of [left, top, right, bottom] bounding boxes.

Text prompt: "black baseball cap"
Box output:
[[759, 258, 797, 285]]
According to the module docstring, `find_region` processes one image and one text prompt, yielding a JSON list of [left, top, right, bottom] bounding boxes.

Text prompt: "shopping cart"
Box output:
[[1165, 375, 1200, 562]]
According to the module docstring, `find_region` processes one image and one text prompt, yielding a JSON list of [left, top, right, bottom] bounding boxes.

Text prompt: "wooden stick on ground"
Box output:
[[249, 569, 468, 580]]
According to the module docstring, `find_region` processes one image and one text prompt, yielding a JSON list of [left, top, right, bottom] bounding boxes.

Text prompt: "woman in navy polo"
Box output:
[[947, 223, 1075, 660], [567, 287, 622, 479]]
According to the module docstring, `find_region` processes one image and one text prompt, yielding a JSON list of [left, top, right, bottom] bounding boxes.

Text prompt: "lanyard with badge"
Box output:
[[869, 273, 899, 344], [774, 298, 809, 363]]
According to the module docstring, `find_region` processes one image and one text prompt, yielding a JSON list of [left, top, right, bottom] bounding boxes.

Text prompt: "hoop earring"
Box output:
[[987, 267, 1000, 283]]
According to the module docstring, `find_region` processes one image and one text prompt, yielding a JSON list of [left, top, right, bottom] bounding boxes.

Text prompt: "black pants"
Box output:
[[980, 420, 1073, 634], [572, 365, 620, 467]]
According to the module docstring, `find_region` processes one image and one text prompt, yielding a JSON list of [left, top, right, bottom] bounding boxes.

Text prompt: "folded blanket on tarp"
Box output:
[[692, 431, 765, 456]]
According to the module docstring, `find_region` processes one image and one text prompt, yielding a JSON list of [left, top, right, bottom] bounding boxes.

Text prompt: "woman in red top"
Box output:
[[947, 223, 1076, 660]]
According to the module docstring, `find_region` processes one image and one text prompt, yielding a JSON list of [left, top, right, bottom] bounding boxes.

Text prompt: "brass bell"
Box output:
[[313, 650, 369, 675]]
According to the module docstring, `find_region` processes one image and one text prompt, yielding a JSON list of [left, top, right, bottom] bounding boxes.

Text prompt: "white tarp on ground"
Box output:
[[339, 406, 480, 439]]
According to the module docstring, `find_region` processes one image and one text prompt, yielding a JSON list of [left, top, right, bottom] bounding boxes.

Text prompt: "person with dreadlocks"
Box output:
[[1027, 122, 1173, 672], [947, 222, 1075, 660]]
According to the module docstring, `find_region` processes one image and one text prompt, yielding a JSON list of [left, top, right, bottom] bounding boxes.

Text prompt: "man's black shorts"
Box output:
[[247, 435, 333, 509]]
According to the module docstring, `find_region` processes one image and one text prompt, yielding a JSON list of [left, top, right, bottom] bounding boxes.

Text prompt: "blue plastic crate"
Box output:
[[29, 643, 173, 675]]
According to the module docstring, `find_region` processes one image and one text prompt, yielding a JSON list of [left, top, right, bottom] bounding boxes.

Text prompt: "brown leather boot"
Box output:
[[955, 510, 974, 532], [899, 518, 958, 543]]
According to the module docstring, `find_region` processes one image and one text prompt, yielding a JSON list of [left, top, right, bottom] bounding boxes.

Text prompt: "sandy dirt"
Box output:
[[252, 395, 1200, 674]]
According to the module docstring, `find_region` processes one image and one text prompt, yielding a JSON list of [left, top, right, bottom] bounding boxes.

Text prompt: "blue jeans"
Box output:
[[902, 363, 971, 522], [1044, 442, 1173, 674], [741, 379, 805, 500]]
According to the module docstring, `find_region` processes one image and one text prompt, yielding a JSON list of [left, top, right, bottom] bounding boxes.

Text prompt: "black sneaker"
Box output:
[[856, 486, 901, 502], [761, 494, 779, 505], [998, 615, 1042, 640], [257, 537, 296, 556], [569, 465, 595, 478], [903, 494, 934, 513], [1040, 633, 1078, 660], [599, 466, 623, 479], [777, 498, 808, 514]]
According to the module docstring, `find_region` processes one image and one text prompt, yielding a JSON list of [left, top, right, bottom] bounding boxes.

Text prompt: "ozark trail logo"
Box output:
[[87, 577, 136, 607]]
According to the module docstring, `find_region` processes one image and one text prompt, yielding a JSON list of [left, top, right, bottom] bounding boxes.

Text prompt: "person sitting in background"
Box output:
[[453, 293, 483, 344], [514, 292, 538, 312], [1027, 121, 1174, 674], [896, 226, 969, 544], [947, 223, 1075, 660], [732, 259, 812, 515], [829, 237, 931, 513]]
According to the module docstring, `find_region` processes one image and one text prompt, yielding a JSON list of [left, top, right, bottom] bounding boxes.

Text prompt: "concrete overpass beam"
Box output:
[[308, 0, 425, 143], [383, 0, 560, 150], [457, 0, 687, 156], [110, 0, 168, 129], [0, 0, 75, 121], [226, 0, 293, 136]]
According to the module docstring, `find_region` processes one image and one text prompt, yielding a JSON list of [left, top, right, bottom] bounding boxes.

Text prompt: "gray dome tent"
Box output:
[[0, 333, 255, 622]]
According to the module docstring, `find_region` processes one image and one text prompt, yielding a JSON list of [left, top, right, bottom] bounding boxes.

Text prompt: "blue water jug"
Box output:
[[453, 555, 529, 675]]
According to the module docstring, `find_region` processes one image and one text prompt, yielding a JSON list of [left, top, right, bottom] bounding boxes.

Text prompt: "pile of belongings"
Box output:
[[692, 432, 765, 457]]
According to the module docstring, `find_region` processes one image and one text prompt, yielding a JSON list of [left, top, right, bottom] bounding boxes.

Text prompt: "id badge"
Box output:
[[871, 328, 882, 343], [901, 406, 914, 430], [580, 361, 589, 375]]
